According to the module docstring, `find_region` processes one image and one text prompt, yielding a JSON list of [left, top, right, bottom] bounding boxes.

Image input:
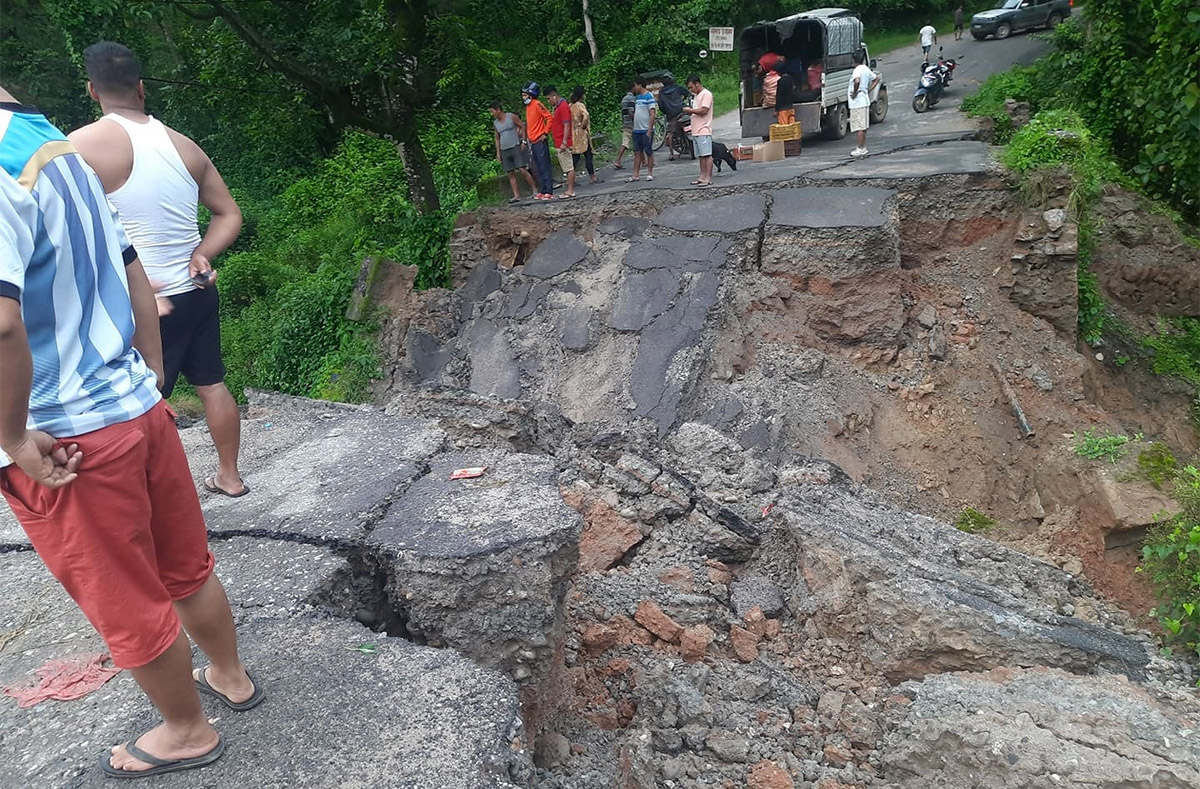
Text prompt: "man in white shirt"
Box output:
[[919, 22, 938, 63], [71, 42, 248, 498], [848, 50, 881, 158]]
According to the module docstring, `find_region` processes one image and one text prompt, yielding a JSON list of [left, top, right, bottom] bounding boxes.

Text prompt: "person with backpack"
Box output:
[[657, 73, 687, 161]]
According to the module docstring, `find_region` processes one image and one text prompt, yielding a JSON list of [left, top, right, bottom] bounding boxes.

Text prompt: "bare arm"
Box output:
[[513, 115, 528, 142], [852, 76, 862, 99], [0, 298, 32, 451], [191, 153, 242, 282], [0, 298, 81, 486], [126, 258, 165, 386]]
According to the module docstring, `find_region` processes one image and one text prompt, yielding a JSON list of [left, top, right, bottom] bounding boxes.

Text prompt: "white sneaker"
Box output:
[[850, 147, 865, 157]]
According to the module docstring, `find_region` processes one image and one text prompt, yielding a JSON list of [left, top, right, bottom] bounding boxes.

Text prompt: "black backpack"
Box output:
[[659, 85, 685, 119]]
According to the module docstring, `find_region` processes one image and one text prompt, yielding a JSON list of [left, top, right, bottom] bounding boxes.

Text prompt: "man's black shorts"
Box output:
[[158, 285, 225, 398]]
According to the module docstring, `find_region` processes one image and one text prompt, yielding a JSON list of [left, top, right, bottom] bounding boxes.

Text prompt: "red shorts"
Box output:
[[1, 401, 214, 669]]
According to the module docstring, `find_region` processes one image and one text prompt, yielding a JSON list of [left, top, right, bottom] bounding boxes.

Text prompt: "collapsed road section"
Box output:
[[3, 152, 1200, 788]]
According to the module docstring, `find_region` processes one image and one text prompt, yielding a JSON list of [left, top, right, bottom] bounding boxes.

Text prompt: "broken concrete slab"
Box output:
[[557, 306, 592, 351], [631, 271, 721, 437], [460, 258, 504, 322], [653, 193, 766, 234], [523, 229, 589, 279], [367, 451, 581, 680], [881, 668, 1200, 789], [596, 216, 649, 238], [0, 537, 532, 788], [779, 469, 1152, 681], [2, 615, 531, 789], [769, 186, 893, 228], [467, 319, 523, 400], [610, 268, 683, 331], [202, 410, 444, 543], [623, 236, 728, 274]]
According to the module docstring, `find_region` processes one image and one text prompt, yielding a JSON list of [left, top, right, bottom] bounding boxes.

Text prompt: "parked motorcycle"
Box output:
[[912, 50, 958, 113]]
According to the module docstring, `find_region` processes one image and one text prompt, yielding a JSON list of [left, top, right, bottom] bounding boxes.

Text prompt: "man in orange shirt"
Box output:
[[522, 82, 554, 200]]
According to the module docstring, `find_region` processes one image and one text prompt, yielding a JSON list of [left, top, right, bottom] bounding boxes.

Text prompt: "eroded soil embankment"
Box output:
[[377, 174, 1196, 619]]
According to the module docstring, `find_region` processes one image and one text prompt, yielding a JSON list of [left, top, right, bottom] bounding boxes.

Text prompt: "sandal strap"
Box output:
[[124, 740, 178, 768]]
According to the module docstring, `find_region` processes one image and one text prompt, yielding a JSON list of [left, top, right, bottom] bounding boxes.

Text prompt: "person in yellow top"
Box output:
[[569, 86, 601, 186]]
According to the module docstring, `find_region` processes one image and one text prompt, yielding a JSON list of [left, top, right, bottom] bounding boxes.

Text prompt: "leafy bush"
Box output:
[[1002, 110, 1124, 203], [1036, 9, 1200, 223], [1073, 429, 1137, 464], [954, 507, 996, 534], [1141, 465, 1200, 666], [961, 66, 1039, 144]]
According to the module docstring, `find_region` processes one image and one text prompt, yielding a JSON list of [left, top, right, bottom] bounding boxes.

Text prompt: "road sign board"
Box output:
[[709, 27, 734, 52]]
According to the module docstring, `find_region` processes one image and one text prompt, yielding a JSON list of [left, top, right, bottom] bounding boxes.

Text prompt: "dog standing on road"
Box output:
[[711, 141, 738, 173]]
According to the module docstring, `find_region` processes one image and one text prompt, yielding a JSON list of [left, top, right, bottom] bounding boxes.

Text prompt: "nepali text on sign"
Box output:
[[709, 27, 735, 52]]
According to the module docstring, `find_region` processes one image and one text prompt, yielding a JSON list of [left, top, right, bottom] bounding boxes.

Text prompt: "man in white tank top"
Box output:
[[71, 42, 247, 499]]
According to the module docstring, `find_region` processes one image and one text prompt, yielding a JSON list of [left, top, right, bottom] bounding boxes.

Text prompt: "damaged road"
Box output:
[[4, 119, 1200, 787]]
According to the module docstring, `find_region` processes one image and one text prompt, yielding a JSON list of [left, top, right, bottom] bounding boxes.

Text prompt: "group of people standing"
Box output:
[[491, 83, 600, 202], [1, 41, 260, 778], [492, 71, 717, 197]]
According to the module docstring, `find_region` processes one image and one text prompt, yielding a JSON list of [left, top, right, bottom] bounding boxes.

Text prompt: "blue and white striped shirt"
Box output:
[[0, 103, 160, 466]]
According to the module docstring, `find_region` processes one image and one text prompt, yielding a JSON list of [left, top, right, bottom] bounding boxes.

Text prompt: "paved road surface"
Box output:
[[562, 30, 1052, 198]]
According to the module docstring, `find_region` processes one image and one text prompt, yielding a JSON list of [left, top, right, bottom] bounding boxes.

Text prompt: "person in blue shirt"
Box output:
[[627, 77, 657, 182]]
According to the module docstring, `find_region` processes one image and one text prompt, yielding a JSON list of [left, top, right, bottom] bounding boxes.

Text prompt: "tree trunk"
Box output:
[[581, 0, 599, 63], [391, 111, 440, 215]]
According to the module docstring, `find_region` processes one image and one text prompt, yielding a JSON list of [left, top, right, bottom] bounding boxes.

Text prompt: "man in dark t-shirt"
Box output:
[[775, 66, 796, 125]]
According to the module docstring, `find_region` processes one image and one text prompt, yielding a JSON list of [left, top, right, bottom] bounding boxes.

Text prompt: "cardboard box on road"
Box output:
[[752, 141, 784, 163]]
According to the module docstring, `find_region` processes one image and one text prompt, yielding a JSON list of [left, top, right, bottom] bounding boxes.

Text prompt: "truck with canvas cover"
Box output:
[[739, 8, 888, 141]]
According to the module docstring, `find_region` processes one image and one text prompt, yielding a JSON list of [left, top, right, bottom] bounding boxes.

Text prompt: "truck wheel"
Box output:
[[996, 21, 1012, 39], [823, 103, 848, 140], [870, 88, 888, 124], [912, 94, 929, 113], [1047, 12, 1062, 29]]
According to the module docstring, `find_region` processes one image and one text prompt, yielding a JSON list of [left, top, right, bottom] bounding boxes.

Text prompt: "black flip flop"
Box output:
[[194, 667, 266, 711], [100, 736, 225, 779], [203, 477, 250, 498]]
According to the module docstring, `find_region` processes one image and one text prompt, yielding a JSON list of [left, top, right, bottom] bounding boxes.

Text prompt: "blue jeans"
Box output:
[[529, 138, 553, 194]]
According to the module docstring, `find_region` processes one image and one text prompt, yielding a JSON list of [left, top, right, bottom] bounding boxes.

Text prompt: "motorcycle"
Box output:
[[912, 49, 958, 113]]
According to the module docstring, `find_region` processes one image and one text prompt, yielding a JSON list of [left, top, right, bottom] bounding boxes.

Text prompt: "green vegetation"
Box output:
[[1141, 465, 1200, 667], [1073, 429, 1138, 464], [954, 507, 996, 534], [961, 66, 1038, 144], [1143, 318, 1200, 389], [1137, 443, 1180, 489]]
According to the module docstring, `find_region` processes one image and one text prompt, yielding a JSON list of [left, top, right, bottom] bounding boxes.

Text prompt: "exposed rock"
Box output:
[[578, 499, 645, 572], [881, 668, 1200, 789], [915, 304, 938, 329], [681, 624, 716, 662], [730, 573, 787, 618], [706, 731, 751, 763], [781, 475, 1151, 681], [730, 625, 761, 662], [635, 600, 684, 643], [748, 759, 795, 789]]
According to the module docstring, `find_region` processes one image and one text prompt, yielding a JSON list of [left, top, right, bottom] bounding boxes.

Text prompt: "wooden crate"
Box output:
[[769, 122, 802, 142], [784, 138, 803, 157]]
